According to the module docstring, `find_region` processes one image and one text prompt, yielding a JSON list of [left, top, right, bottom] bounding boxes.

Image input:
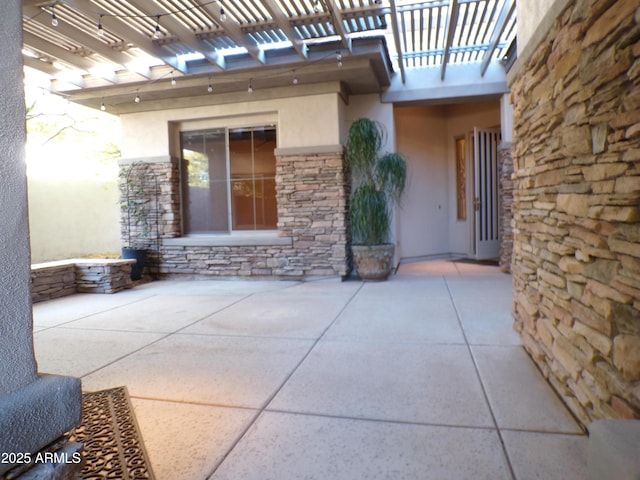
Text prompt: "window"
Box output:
[[455, 136, 467, 220], [181, 126, 277, 233]]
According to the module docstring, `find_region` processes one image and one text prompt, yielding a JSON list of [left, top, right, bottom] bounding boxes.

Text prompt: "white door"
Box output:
[[473, 127, 501, 259]]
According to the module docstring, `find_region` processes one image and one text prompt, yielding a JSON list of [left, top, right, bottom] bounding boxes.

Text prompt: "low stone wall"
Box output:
[[31, 259, 135, 303], [31, 262, 76, 303], [510, 0, 640, 425], [74, 260, 135, 294]]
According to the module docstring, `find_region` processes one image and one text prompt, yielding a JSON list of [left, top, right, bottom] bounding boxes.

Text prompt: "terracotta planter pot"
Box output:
[[352, 244, 395, 281]]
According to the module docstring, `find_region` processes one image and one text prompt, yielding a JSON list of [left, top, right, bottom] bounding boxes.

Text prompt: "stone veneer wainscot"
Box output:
[[509, 0, 640, 425], [120, 148, 350, 278]]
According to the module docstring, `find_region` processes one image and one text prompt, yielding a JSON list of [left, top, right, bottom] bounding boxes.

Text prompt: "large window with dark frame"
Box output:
[[180, 126, 277, 233]]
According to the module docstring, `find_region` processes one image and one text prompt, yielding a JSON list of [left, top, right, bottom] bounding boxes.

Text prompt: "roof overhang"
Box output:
[[55, 37, 393, 113], [383, 61, 509, 106]]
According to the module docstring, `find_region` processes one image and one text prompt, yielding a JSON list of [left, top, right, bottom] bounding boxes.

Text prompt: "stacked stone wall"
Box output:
[[160, 244, 293, 277], [119, 160, 181, 275], [74, 261, 133, 294], [498, 145, 514, 272], [31, 259, 134, 302], [152, 151, 349, 278], [31, 263, 76, 302], [510, 0, 640, 425], [275, 151, 350, 277]]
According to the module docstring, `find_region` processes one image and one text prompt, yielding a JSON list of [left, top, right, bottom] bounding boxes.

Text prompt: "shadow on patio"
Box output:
[[33, 259, 587, 480]]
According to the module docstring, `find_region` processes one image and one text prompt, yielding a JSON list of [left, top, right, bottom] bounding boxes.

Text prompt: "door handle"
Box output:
[[474, 198, 481, 211]]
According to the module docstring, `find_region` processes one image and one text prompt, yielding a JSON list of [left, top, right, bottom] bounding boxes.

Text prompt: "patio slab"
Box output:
[[211, 412, 512, 480], [61, 294, 247, 334], [32, 292, 155, 327], [30, 258, 589, 480], [472, 345, 583, 433], [445, 273, 514, 295], [81, 334, 315, 408], [132, 398, 257, 480], [502, 430, 588, 480], [182, 291, 351, 339], [396, 258, 461, 275], [454, 295, 521, 346], [269, 341, 494, 427], [34, 328, 164, 378], [132, 278, 299, 296], [325, 281, 465, 344]]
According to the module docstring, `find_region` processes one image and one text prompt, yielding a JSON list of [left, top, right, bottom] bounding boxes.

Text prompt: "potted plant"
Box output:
[[345, 118, 407, 280], [119, 162, 157, 280]]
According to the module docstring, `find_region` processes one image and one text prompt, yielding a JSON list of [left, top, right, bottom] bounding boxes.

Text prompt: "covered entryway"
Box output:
[[395, 101, 502, 262]]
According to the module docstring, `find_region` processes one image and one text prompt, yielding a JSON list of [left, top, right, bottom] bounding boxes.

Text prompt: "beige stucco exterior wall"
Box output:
[[120, 90, 390, 162], [516, 0, 558, 56], [394, 102, 500, 260], [344, 94, 396, 152], [28, 178, 120, 263], [395, 105, 449, 259], [120, 92, 343, 158]]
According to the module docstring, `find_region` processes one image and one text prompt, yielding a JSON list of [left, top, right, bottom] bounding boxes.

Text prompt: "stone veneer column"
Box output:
[[510, 0, 640, 425], [498, 144, 514, 272], [0, 1, 81, 475], [119, 157, 181, 274], [275, 147, 350, 277]]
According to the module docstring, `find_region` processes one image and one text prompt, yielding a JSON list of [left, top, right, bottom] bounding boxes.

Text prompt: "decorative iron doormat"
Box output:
[[71, 386, 155, 480]]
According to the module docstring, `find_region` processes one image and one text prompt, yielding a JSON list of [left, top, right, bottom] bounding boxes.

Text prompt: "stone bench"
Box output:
[[31, 258, 136, 303]]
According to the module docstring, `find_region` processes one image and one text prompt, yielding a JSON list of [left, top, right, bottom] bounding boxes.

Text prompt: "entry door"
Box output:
[[473, 127, 501, 259]]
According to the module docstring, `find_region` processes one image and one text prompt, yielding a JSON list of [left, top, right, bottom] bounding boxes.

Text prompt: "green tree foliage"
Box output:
[[345, 118, 407, 246]]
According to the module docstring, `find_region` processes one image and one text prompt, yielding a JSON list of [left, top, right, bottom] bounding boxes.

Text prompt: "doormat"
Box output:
[[454, 258, 500, 266], [70, 386, 155, 480]]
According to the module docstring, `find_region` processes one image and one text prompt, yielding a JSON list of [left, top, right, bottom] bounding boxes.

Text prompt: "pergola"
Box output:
[[22, 0, 516, 111]]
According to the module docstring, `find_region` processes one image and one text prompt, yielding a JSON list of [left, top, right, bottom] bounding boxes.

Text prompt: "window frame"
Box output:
[[180, 124, 278, 236]]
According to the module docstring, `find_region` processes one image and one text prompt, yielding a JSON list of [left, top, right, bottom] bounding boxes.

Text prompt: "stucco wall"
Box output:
[[344, 94, 396, 152], [394, 102, 500, 260], [395, 105, 449, 259], [28, 178, 120, 262], [120, 93, 343, 158], [0, 4, 82, 471], [0, 0, 38, 395], [516, 0, 558, 56]]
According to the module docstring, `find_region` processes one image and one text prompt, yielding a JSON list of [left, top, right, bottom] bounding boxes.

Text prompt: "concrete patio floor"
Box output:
[[33, 259, 588, 479]]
